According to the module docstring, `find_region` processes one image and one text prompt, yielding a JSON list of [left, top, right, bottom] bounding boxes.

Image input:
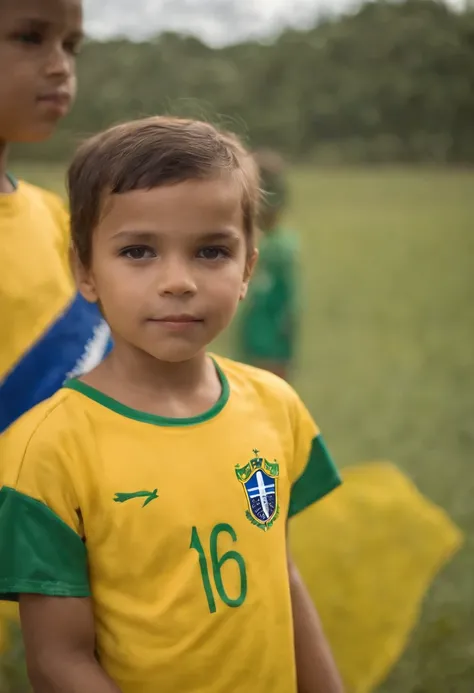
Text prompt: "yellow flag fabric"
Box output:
[[1, 462, 463, 692], [290, 462, 463, 693]]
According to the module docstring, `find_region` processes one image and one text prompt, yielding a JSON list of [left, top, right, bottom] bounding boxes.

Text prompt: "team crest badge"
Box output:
[[235, 449, 280, 531]]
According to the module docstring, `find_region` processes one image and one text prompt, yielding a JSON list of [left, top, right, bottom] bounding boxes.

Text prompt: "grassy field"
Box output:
[[10, 162, 474, 691]]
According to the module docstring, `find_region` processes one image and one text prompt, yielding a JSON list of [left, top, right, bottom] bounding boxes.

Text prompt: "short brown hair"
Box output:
[[67, 117, 260, 266]]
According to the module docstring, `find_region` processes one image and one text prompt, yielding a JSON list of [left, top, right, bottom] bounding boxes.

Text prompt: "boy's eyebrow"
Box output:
[[111, 229, 241, 244], [13, 17, 50, 30], [199, 230, 241, 243], [112, 230, 157, 244], [13, 18, 84, 39]]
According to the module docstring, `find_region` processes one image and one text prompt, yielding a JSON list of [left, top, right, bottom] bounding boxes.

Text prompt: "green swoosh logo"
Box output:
[[113, 489, 159, 507]]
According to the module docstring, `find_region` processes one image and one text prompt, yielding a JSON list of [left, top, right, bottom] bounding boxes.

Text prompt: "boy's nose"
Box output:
[[44, 44, 73, 79], [158, 260, 197, 297]]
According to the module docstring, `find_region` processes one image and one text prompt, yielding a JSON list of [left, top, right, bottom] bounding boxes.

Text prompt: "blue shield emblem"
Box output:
[[245, 470, 277, 524], [236, 450, 280, 531]]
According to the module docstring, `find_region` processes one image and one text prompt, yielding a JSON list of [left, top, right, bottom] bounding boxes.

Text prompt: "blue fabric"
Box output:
[[0, 294, 112, 433]]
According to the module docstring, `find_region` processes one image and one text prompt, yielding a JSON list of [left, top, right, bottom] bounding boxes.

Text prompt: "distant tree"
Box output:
[[12, 0, 474, 164]]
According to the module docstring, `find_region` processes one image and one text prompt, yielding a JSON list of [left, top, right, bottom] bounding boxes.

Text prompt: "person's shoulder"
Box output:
[[215, 355, 298, 406], [1, 387, 87, 461], [215, 355, 317, 436], [18, 180, 68, 231], [278, 228, 299, 251], [18, 180, 64, 210], [267, 228, 299, 260]]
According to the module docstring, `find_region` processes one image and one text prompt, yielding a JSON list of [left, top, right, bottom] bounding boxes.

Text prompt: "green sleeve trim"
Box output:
[[288, 435, 342, 518], [0, 487, 90, 600]]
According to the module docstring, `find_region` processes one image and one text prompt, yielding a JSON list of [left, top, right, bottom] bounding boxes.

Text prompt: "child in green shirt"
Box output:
[[238, 150, 298, 381]]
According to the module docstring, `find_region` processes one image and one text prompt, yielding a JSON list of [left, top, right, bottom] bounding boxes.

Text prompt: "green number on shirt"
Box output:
[[190, 523, 248, 614]]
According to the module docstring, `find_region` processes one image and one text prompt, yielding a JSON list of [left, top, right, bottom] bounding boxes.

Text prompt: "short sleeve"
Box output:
[[0, 411, 90, 601], [288, 393, 341, 518]]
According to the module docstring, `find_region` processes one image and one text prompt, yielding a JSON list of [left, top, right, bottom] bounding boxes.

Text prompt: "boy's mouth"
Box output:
[[153, 314, 202, 323], [37, 91, 71, 115], [148, 315, 204, 330]]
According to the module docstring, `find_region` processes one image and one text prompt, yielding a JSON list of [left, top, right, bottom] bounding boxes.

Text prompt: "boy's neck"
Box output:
[[0, 142, 13, 194], [109, 346, 210, 392], [80, 346, 223, 420]]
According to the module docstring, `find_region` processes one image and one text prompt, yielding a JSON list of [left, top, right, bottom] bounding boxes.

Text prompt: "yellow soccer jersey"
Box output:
[[0, 180, 71, 381], [0, 356, 341, 693]]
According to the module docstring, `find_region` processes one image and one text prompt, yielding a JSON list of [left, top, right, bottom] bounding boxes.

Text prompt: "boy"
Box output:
[[0, 0, 111, 434], [0, 117, 344, 693], [238, 149, 298, 381]]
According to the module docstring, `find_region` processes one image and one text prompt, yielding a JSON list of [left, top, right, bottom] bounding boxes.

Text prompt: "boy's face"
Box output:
[[0, 0, 82, 143], [76, 177, 258, 364]]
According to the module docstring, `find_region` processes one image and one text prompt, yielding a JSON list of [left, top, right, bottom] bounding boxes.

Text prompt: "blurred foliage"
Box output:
[[12, 0, 474, 164]]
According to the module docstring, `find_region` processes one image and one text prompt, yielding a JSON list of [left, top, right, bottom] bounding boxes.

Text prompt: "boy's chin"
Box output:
[[143, 343, 209, 366], [10, 122, 64, 144]]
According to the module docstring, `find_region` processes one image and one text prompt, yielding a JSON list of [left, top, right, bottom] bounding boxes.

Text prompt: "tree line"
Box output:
[[14, 0, 474, 164]]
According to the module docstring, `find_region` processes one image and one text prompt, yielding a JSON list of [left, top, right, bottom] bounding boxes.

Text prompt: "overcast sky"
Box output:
[[83, 0, 465, 46]]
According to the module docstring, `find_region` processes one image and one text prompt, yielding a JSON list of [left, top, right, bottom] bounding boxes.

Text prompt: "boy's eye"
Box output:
[[120, 246, 156, 260], [198, 246, 229, 261], [63, 38, 82, 56], [14, 30, 43, 46]]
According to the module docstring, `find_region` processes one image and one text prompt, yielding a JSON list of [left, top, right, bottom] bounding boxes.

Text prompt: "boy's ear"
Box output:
[[69, 245, 98, 304], [240, 248, 259, 301]]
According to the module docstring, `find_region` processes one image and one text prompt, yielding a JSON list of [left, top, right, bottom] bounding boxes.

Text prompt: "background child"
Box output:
[[237, 149, 298, 381], [0, 0, 110, 672], [0, 0, 110, 435], [0, 116, 344, 693]]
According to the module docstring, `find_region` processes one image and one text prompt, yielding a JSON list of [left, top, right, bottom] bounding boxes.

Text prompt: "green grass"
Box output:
[[10, 162, 474, 692]]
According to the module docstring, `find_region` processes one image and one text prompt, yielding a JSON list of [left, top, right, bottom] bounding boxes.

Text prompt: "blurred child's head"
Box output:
[[0, 0, 82, 144], [253, 149, 287, 233], [68, 116, 260, 365]]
